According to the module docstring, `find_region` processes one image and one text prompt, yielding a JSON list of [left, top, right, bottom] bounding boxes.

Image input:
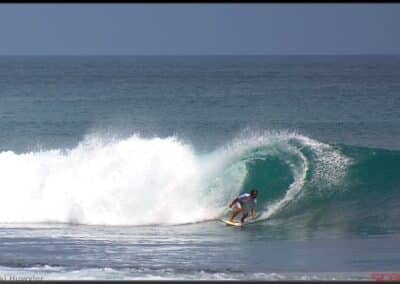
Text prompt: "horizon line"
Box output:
[[0, 53, 399, 57]]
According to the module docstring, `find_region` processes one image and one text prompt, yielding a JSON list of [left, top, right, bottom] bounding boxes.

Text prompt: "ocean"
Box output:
[[0, 55, 399, 280]]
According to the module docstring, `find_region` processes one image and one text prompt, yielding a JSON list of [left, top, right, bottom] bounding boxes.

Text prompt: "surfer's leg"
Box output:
[[241, 212, 249, 223], [230, 206, 242, 222]]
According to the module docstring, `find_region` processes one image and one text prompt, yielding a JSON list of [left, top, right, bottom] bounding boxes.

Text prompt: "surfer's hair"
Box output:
[[250, 189, 258, 196]]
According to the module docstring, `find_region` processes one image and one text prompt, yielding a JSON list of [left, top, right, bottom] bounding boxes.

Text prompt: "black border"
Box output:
[[0, 1, 397, 283]]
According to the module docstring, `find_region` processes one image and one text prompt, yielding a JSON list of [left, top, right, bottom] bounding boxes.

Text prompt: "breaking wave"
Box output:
[[0, 130, 398, 231]]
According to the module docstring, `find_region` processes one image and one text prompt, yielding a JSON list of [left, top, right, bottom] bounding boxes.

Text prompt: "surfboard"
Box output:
[[220, 219, 243, 227]]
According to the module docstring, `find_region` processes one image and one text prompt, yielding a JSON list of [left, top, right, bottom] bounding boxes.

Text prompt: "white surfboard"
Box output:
[[220, 219, 243, 227]]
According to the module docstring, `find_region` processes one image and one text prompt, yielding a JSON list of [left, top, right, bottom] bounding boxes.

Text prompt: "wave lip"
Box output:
[[216, 131, 352, 222]]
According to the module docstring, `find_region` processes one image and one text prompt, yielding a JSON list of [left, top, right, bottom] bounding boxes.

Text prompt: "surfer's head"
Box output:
[[250, 189, 258, 198]]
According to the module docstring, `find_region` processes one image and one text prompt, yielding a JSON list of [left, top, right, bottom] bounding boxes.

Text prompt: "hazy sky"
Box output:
[[0, 4, 399, 55]]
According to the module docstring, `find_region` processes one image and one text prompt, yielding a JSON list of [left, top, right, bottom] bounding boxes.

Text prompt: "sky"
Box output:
[[0, 4, 399, 55]]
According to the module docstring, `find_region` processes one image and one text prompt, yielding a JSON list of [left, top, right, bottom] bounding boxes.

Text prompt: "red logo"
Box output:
[[370, 272, 400, 282]]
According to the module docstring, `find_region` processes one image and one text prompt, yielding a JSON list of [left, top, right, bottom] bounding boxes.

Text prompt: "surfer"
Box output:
[[229, 189, 258, 224]]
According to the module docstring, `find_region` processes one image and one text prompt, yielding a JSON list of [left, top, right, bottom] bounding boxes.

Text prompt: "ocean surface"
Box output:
[[0, 55, 399, 280]]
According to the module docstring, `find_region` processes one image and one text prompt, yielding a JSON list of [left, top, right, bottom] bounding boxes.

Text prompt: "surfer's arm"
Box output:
[[229, 198, 239, 208]]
